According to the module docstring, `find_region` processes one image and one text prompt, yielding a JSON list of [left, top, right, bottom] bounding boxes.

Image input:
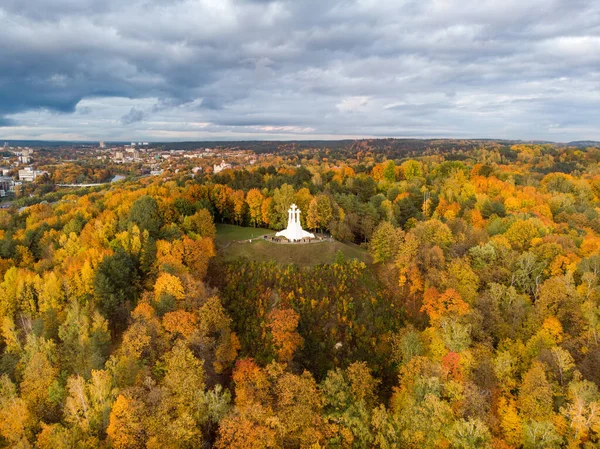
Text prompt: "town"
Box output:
[[0, 141, 258, 204]]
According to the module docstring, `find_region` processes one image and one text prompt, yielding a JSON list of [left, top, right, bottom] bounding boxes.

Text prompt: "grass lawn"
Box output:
[[216, 238, 371, 267], [215, 224, 372, 266], [215, 224, 274, 247]]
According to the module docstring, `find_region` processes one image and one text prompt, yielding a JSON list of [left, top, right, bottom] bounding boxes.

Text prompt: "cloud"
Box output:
[[0, 117, 15, 127], [336, 96, 370, 113], [0, 0, 599, 140], [121, 107, 145, 125]]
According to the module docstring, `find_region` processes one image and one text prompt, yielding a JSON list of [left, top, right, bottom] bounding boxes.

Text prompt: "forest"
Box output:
[[1, 141, 600, 448]]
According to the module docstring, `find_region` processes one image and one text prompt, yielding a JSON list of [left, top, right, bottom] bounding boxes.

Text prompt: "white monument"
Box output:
[[276, 203, 315, 242]]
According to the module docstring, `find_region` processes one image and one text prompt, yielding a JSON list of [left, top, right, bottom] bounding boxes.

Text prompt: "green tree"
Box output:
[[94, 249, 139, 327], [383, 160, 397, 183], [128, 195, 163, 237]]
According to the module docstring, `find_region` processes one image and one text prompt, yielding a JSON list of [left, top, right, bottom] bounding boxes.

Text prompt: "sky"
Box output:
[[0, 0, 599, 142]]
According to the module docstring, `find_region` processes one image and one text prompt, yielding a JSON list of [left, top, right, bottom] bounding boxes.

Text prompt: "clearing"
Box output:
[[215, 224, 371, 267]]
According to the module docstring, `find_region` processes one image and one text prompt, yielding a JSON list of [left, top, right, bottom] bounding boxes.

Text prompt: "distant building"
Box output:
[[0, 176, 14, 197], [18, 149, 32, 164], [99, 141, 106, 148], [213, 160, 232, 173], [18, 167, 47, 182]]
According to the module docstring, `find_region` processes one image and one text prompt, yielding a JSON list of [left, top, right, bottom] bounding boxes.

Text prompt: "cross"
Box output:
[[289, 204, 300, 224]]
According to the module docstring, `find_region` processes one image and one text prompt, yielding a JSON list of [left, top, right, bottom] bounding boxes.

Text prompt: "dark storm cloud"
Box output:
[[121, 107, 145, 125], [0, 0, 599, 140], [0, 117, 15, 127]]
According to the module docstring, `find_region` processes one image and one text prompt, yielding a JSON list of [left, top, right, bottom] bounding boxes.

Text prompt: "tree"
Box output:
[[64, 371, 115, 439], [294, 187, 313, 229], [216, 360, 277, 449], [383, 160, 397, 183], [421, 288, 470, 326], [58, 300, 111, 377], [447, 418, 492, 449], [154, 272, 186, 301], [182, 209, 216, 238], [0, 375, 31, 447], [245, 189, 264, 228], [182, 236, 215, 279], [94, 249, 139, 326], [144, 341, 208, 448], [518, 362, 554, 421], [261, 197, 273, 228], [369, 221, 402, 263], [20, 335, 62, 423], [306, 197, 319, 232], [107, 395, 146, 449], [307, 194, 333, 233], [321, 362, 380, 448], [197, 296, 240, 374], [232, 190, 246, 225], [504, 218, 545, 252], [267, 307, 303, 363], [401, 160, 423, 180], [522, 420, 562, 449], [128, 195, 162, 237], [273, 184, 296, 229]]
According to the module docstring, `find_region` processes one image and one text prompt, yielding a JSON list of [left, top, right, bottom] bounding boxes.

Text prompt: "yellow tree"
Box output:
[[107, 395, 146, 449], [246, 188, 264, 227], [294, 188, 313, 229], [154, 272, 186, 301], [0, 375, 31, 447], [232, 190, 246, 225]]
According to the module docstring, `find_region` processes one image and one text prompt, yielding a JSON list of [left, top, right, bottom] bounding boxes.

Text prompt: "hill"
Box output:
[[215, 224, 371, 266]]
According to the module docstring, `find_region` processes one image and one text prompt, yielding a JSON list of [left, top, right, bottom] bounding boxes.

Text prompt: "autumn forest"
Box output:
[[2, 140, 600, 449]]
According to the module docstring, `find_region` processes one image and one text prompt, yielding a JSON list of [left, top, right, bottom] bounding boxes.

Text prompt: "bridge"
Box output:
[[56, 183, 108, 188]]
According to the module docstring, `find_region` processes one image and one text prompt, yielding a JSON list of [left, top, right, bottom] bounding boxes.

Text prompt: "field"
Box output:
[[215, 223, 274, 246], [215, 224, 371, 266]]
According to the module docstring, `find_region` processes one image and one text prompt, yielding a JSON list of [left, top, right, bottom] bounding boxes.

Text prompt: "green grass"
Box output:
[[215, 224, 274, 247], [215, 224, 372, 266], [216, 238, 371, 267]]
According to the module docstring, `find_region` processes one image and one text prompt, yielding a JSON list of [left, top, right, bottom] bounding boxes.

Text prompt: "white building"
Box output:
[[18, 167, 47, 182], [276, 204, 315, 242], [213, 160, 232, 173]]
